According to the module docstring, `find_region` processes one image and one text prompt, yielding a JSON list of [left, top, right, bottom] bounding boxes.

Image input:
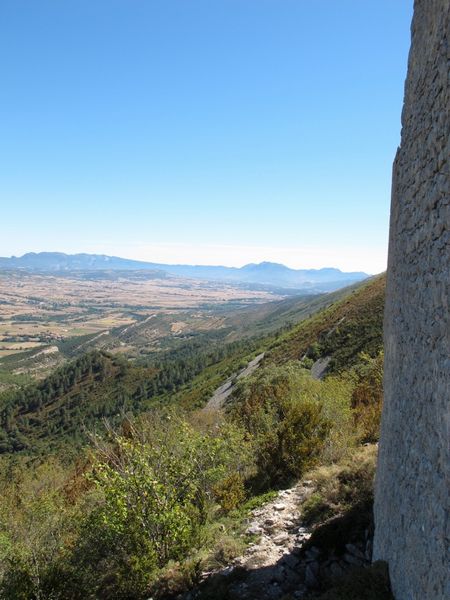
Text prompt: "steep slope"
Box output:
[[221, 279, 366, 340], [0, 273, 388, 600], [0, 334, 262, 455], [0, 276, 385, 457], [265, 274, 385, 374], [169, 276, 385, 412], [0, 351, 158, 455]]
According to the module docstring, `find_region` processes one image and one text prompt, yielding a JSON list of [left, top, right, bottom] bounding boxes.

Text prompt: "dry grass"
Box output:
[[301, 444, 377, 526]]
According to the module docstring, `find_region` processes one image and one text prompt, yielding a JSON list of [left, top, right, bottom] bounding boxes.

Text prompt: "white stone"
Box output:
[[373, 3, 450, 599]]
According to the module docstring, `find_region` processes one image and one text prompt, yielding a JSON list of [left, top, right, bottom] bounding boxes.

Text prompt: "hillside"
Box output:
[[0, 333, 262, 455], [266, 274, 385, 373], [0, 271, 388, 600], [222, 279, 367, 340], [159, 275, 385, 414], [0, 276, 385, 457], [0, 351, 155, 455]]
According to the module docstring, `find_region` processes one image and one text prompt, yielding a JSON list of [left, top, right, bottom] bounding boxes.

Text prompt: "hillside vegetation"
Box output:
[[0, 333, 263, 456], [0, 275, 385, 456], [266, 274, 385, 373], [0, 274, 387, 599]]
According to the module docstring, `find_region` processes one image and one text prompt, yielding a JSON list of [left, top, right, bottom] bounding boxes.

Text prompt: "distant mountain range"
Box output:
[[0, 252, 369, 292]]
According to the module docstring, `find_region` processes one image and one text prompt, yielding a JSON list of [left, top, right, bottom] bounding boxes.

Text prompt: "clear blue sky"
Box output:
[[1, 0, 413, 273]]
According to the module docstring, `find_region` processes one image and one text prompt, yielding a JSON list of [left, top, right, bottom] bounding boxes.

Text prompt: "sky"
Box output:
[[1, 0, 413, 274]]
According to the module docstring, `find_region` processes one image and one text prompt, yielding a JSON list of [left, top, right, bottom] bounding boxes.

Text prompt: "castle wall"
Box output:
[[373, 1, 450, 598]]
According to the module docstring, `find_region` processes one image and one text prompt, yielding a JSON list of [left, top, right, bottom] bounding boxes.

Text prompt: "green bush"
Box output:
[[301, 357, 314, 369], [351, 352, 384, 442], [0, 458, 79, 600], [230, 364, 333, 490], [230, 363, 355, 489], [212, 472, 246, 512], [70, 414, 253, 598], [0, 413, 254, 599]]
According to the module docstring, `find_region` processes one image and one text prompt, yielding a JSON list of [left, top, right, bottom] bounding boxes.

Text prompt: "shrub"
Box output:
[[212, 472, 246, 512], [301, 357, 314, 369], [0, 412, 255, 599], [351, 352, 383, 442], [315, 375, 357, 463], [229, 364, 355, 489], [70, 413, 254, 598], [0, 458, 79, 600]]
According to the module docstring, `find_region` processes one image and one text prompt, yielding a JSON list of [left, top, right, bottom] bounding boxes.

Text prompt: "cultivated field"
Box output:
[[0, 270, 281, 358]]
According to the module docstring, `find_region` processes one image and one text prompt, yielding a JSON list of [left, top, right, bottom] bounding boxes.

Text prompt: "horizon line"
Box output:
[[1, 250, 374, 275]]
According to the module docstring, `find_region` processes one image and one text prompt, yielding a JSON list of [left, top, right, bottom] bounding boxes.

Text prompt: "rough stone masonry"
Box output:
[[373, 1, 450, 599]]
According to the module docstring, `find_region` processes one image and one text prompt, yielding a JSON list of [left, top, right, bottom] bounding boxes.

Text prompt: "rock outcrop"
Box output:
[[373, 1, 450, 599]]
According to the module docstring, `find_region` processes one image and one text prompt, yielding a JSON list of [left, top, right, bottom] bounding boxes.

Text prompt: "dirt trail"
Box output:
[[198, 482, 315, 600], [120, 314, 156, 336], [237, 483, 312, 570], [195, 475, 374, 600], [205, 353, 265, 411]]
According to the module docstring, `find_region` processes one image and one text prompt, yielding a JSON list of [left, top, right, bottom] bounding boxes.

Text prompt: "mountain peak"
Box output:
[[0, 252, 370, 293]]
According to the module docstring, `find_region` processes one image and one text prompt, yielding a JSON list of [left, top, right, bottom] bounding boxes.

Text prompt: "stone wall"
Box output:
[[373, 1, 450, 599]]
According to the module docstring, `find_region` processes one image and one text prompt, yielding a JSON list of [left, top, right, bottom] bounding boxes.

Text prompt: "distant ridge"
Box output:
[[0, 252, 369, 292]]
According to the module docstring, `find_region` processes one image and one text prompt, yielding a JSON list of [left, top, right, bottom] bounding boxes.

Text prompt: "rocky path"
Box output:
[[237, 483, 312, 571], [195, 479, 373, 600], [310, 357, 330, 380], [197, 482, 317, 600]]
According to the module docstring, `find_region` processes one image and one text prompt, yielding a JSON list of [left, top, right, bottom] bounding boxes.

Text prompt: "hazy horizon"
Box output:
[[2, 245, 376, 274]]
